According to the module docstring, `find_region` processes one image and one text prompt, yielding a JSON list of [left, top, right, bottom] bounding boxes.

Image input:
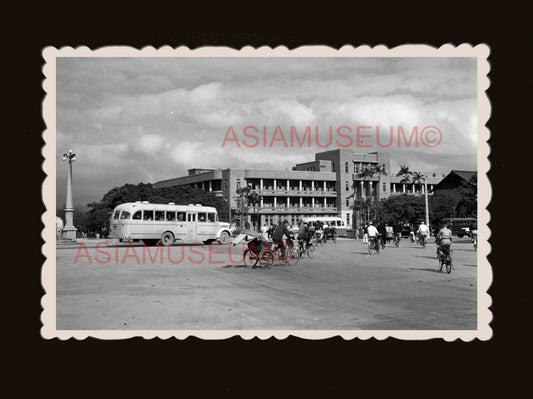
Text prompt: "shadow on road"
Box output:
[[222, 264, 247, 269], [415, 255, 439, 260], [409, 267, 443, 274], [462, 264, 477, 267]]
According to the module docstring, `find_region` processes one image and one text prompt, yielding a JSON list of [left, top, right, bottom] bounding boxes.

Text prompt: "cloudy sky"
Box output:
[[56, 56, 477, 207]]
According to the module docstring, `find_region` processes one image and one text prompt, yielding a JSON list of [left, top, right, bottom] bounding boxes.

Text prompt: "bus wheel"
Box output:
[[161, 232, 174, 246], [218, 231, 230, 244]]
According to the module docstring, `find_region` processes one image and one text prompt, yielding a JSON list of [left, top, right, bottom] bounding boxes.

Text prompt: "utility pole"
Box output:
[[424, 172, 430, 234]]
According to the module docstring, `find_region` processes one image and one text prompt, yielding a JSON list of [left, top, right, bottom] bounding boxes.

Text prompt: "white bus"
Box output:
[[109, 202, 232, 245], [301, 216, 347, 235]]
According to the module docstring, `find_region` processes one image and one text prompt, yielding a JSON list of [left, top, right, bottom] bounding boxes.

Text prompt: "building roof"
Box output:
[[433, 170, 476, 192]]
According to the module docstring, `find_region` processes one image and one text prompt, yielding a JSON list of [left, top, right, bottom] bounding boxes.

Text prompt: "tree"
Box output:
[[455, 175, 477, 218], [373, 194, 425, 226], [411, 171, 425, 193], [396, 165, 412, 183], [428, 191, 461, 226]]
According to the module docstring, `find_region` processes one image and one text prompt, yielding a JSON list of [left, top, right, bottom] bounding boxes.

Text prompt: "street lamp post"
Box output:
[[424, 177, 430, 231], [62, 149, 77, 240]]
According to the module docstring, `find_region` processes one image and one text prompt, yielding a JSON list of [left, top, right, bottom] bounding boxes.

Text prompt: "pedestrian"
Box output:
[[362, 223, 369, 244], [377, 221, 387, 248], [260, 223, 269, 240]]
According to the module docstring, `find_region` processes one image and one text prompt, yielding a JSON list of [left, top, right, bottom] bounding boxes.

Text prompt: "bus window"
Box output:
[[120, 211, 131, 220], [177, 212, 185, 221], [166, 211, 176, 221], [113, 211, 120, 220], [187, 213, 196, 222], [198, 213, 207, 222], [143, 210, 154, 221], [207, 213, 216, 222], [132, 211, 142, 220], [155, 211, 165, 221]]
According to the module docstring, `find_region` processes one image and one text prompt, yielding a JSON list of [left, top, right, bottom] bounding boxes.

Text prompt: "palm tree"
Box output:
[[396, 165, 412, 183], [411, 171, 425, 194]]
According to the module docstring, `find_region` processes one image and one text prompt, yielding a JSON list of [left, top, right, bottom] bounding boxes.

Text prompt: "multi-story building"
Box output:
[[154, 149, 443, 229]]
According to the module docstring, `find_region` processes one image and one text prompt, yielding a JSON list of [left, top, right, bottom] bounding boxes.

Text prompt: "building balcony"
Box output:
[[255, 205, 338, 214], [256, 188, 337, 197]]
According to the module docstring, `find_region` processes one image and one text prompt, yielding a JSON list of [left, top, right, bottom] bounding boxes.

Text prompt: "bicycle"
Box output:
[[368, 236, 381, 255], [394, 233, 401, 247], [419, 234, 427, 249], [438, 245, 453, 273], [265, 237, 297, 266], [242, 237, 272, 269], [296, 238, 316, 260]]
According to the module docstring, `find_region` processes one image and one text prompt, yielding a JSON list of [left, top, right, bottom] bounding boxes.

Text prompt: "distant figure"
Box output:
[[362, 223, 369, 244], [260, 224, 268, 240], [56, 217, 64, 239]]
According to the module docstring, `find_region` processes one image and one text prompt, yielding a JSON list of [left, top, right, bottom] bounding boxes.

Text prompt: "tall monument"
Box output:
[[62, 149, 77, 240]]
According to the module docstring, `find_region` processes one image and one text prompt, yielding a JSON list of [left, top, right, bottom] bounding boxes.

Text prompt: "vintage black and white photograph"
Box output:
[[42, 45, 491, 339]]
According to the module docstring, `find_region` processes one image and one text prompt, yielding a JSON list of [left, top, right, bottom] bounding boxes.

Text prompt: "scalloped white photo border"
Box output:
[[41, 44, 491, 340]]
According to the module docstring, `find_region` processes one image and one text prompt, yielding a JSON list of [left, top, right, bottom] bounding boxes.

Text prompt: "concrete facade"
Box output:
[[154, 149, 443, 229]]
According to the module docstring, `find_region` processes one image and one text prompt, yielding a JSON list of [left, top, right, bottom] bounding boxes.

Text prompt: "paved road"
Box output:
[[56, 238, 477, 330]]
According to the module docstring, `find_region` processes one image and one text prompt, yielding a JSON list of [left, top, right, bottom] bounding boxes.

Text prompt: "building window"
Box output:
[[345, 181, 349, 191], [346, 198, 349, 206], [383, 182, 386, 191], [332, 162, 335, 172], [345, 162, 349, 173], [224, 179, 228, 190]]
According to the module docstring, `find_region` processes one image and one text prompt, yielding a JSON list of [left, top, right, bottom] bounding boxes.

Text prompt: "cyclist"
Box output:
[[314, 221, 324, 244], [298, 222, 311, 251], [409, 225, 416, 243], [417, 221, 430, 246], [367, 221, 380, 250], [272, 220, 293, 257], [393, 222, 402, 246], [436, 222, 453, 257]]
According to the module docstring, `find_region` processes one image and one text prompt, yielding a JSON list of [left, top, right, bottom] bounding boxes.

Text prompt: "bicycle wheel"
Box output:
[[258, 248, 274, 268], [446, 260, 452, 274], [275, 244, 296, 265], [439, 256, 444, 272], [307, 244, 316, 258], [243, 248, 259, 268]]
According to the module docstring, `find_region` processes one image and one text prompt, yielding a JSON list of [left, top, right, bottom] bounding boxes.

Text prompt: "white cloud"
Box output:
[[56, 57, 478, 206]]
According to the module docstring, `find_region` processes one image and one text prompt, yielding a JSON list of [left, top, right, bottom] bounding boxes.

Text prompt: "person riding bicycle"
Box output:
[[367, 221, 380, 248], [314, 221, 324, 243], [392, 222, 402, 244], [297, 221, 311, 251], [436, 222, 453, 257], [417, 221, 429, 245], [272, 220, 293, 256]]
